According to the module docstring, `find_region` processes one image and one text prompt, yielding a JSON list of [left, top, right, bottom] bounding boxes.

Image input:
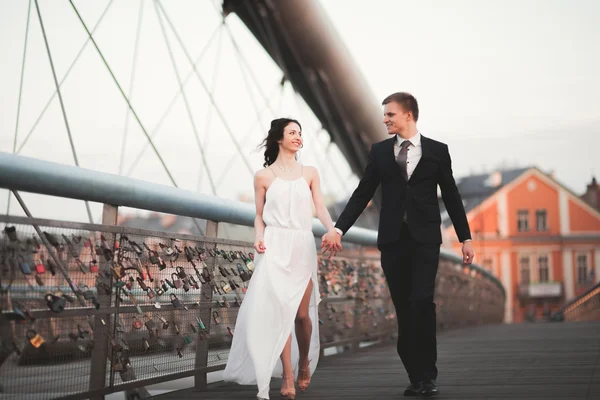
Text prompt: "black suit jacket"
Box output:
[[335, 135, 471, 249]]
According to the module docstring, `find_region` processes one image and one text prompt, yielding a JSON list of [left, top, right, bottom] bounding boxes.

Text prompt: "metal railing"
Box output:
[[0, 152, 505, 399], [560, 281, 600, 322]]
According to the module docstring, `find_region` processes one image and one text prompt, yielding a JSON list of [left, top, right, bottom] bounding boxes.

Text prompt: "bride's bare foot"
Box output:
[[280, 375, 296, 399], [297, 361, 311, 392]]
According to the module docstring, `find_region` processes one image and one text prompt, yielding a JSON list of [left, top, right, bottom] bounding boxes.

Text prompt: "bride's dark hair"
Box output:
[[260, 118, 302, 167]]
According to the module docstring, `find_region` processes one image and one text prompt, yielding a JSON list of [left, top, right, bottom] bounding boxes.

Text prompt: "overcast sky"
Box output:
[[0, 0, 598, 222]]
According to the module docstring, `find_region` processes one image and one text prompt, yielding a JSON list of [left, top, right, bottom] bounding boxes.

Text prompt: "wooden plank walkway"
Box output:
[[153, 321, 600, 399]]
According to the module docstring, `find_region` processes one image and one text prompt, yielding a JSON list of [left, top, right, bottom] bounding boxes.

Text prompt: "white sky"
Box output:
[[0, 0, 598, 223]]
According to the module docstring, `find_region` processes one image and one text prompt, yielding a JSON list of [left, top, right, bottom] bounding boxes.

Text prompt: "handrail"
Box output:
[[0, 151, 504, 294], [560, 280, 600, 313]]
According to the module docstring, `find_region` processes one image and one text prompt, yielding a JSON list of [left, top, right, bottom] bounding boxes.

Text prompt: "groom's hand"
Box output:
[[462, 241, 474, 265]]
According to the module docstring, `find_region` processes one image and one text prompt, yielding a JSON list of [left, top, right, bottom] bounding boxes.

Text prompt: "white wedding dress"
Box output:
[[223, 170, 321, 399]]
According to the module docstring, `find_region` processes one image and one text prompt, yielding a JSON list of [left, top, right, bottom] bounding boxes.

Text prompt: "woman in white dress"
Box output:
[[223, 118, 340, 399]]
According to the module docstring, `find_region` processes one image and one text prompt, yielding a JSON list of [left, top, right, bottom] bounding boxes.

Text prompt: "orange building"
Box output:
[[441, 167, 600, 323]]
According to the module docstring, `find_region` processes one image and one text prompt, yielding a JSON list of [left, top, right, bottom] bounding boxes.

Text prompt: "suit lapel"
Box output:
[[408, 135, 429, 182]]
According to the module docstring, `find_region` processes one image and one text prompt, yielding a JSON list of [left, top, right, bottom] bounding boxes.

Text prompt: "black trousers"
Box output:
[[380, 222, 440, 383]]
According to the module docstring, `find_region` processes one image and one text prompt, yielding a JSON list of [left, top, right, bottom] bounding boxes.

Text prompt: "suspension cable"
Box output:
[[118, 0, 145, 175], [68, 0, 205, 235], [197, 22, 225, 192], [6, 0, 32, 216], [153, 0, 217, 195], [155, 1, 254, 177], [17, 0, 114, 154], [35, 0, 94, 223], [125, 24, 223, 177]]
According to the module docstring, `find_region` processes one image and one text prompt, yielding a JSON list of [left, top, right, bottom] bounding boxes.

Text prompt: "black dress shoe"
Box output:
[[403, 382, 422, 396], [420, 380, 439, 397]]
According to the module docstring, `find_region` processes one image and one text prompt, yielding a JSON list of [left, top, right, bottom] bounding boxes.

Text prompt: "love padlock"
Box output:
[[144, 315, 158, 336], [132, 316, 143, 330], [146, 287, 156, 299], [237, 263, 251, 282], [158, 314, 169, 330], [171, 273, 183, 289], [176, 266, 187, 279], [89, 260, 99, 273], [212, 311, 221, 324], [34, 259, 46, 274], [81, 285, 94, 300], [189, 275, 199, 290], [46, 293, 66, 313], [182, 278, 190, 292], [137, 277, 148, 291], [148, 250, 160, 265], [228, 279, 238, 291], [220, 281, 232, 294], [196, 316, 206, 330], [246, 253, 255, 271], [170, 293, 183, 309], [26, 330, 45, 348], [17, 255, 32, 275]]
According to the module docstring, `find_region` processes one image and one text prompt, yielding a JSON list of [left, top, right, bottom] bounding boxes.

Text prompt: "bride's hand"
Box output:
[[254, 238, 266, 253]]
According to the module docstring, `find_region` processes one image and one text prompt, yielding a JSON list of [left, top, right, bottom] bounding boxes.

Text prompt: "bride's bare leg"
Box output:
[[280, 334, 295, 397], [295, 280, 313, 390], [295, 280, 313, 367]]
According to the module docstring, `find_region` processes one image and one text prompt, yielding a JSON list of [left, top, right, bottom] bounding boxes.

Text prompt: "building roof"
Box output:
[[440, 167, 531, 228]]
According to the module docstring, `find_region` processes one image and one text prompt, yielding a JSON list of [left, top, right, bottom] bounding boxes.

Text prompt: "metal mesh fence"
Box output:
[[0, 216, 504, 399]]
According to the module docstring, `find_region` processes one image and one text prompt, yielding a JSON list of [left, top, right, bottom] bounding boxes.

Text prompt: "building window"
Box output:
[[577, 253, 589, 285], [536, 209, 548, 231], [517, 210, 529, 232], [520, 256, 530, 284], [482, 257, 493, 273], [538, 255, 549, 283]]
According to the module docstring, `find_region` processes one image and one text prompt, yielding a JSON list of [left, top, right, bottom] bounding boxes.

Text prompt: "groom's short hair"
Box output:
[[382, 92, 419, 122]]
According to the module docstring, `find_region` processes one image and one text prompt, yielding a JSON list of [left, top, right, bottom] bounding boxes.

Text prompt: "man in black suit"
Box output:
[[323, 92, 474, 397]]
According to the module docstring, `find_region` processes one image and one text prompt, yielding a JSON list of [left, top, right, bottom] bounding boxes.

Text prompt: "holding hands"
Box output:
[[321, 229, 342, 258]]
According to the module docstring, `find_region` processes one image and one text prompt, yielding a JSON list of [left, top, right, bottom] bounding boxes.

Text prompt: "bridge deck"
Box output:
[[154, 321, 600, 399]]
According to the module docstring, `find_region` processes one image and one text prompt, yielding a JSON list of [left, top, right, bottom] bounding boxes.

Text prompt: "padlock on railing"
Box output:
[[189, 275, 199, 290], [170, 293, 188, 310], [220, 281, 232, 294], [75, 258, 89, 274], [46, 293, 66, 313], [237, 263, 251, 282], [176, 266, 187, 279], [144, 315, 158, 336], [26, 330, 44, 348], [132, 316, 143, 330], [89, 260, 99, 273], [136, 277, 148, 291], [157, 314, 169, 330], [34, 259, 46, 274], [171, 273, 183, 289]]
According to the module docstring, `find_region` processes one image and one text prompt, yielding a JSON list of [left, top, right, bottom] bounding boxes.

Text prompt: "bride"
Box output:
[[223, 118, 341, 399]]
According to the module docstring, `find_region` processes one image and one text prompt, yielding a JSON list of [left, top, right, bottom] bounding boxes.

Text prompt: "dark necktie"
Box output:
[[396, 140, 411, 181]]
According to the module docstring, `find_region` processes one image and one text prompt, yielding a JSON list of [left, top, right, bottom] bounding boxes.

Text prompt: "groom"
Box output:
[[323, 92, 474, 397]]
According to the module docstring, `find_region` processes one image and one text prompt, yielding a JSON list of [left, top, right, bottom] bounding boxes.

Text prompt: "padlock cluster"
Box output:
[[107, 234, 256, 373], [2, 225, 107, 353], [316, 256, 396, 344]]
